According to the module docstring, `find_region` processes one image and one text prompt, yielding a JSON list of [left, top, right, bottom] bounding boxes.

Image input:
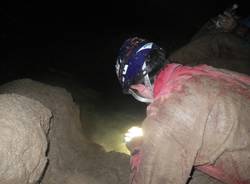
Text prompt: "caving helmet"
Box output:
[[115, 37, 166, 102]]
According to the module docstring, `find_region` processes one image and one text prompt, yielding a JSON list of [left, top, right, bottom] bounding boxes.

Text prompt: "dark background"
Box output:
[[1, 0, 248, 96]]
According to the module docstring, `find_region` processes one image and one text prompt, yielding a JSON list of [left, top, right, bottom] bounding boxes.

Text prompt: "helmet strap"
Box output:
[[143, 74, 153, 93], [141, 62, 154, 92], [128, 89, 153, 103], [127, 73, 154, 103]]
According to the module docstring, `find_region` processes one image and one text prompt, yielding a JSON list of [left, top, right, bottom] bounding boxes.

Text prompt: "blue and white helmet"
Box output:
[[115, 37, 166, 94]]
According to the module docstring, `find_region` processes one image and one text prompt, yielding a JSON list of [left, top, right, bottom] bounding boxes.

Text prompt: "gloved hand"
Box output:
[[126, 136, 143, 153], [124, 126, 143, 153]]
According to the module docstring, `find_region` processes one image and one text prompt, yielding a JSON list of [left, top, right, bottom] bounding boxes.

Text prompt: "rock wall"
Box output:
[[0, 79, 130, 184], [0, 94, 51, 184], [169, 32, 250, 75]]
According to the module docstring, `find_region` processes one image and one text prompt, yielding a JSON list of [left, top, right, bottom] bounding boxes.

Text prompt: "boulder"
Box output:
[[0, 79, 130, 184], [0, 94, 51, 184]]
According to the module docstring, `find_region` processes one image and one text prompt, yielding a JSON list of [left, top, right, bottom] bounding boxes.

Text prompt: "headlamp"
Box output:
[[124, 126, 143, 143]]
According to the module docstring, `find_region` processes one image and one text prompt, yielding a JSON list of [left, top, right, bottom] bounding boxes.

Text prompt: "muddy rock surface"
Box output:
[[0, 79, 130, 184], [0, 94, 51, 184]]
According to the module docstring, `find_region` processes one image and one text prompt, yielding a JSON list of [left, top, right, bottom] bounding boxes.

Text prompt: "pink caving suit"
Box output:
[[130, 63, 250, 184]]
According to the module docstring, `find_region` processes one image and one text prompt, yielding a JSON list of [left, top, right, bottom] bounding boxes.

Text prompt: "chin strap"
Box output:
[[128, 73, 154, 103], [128, 60, 156, 103], [128, 89, 153, 103]]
